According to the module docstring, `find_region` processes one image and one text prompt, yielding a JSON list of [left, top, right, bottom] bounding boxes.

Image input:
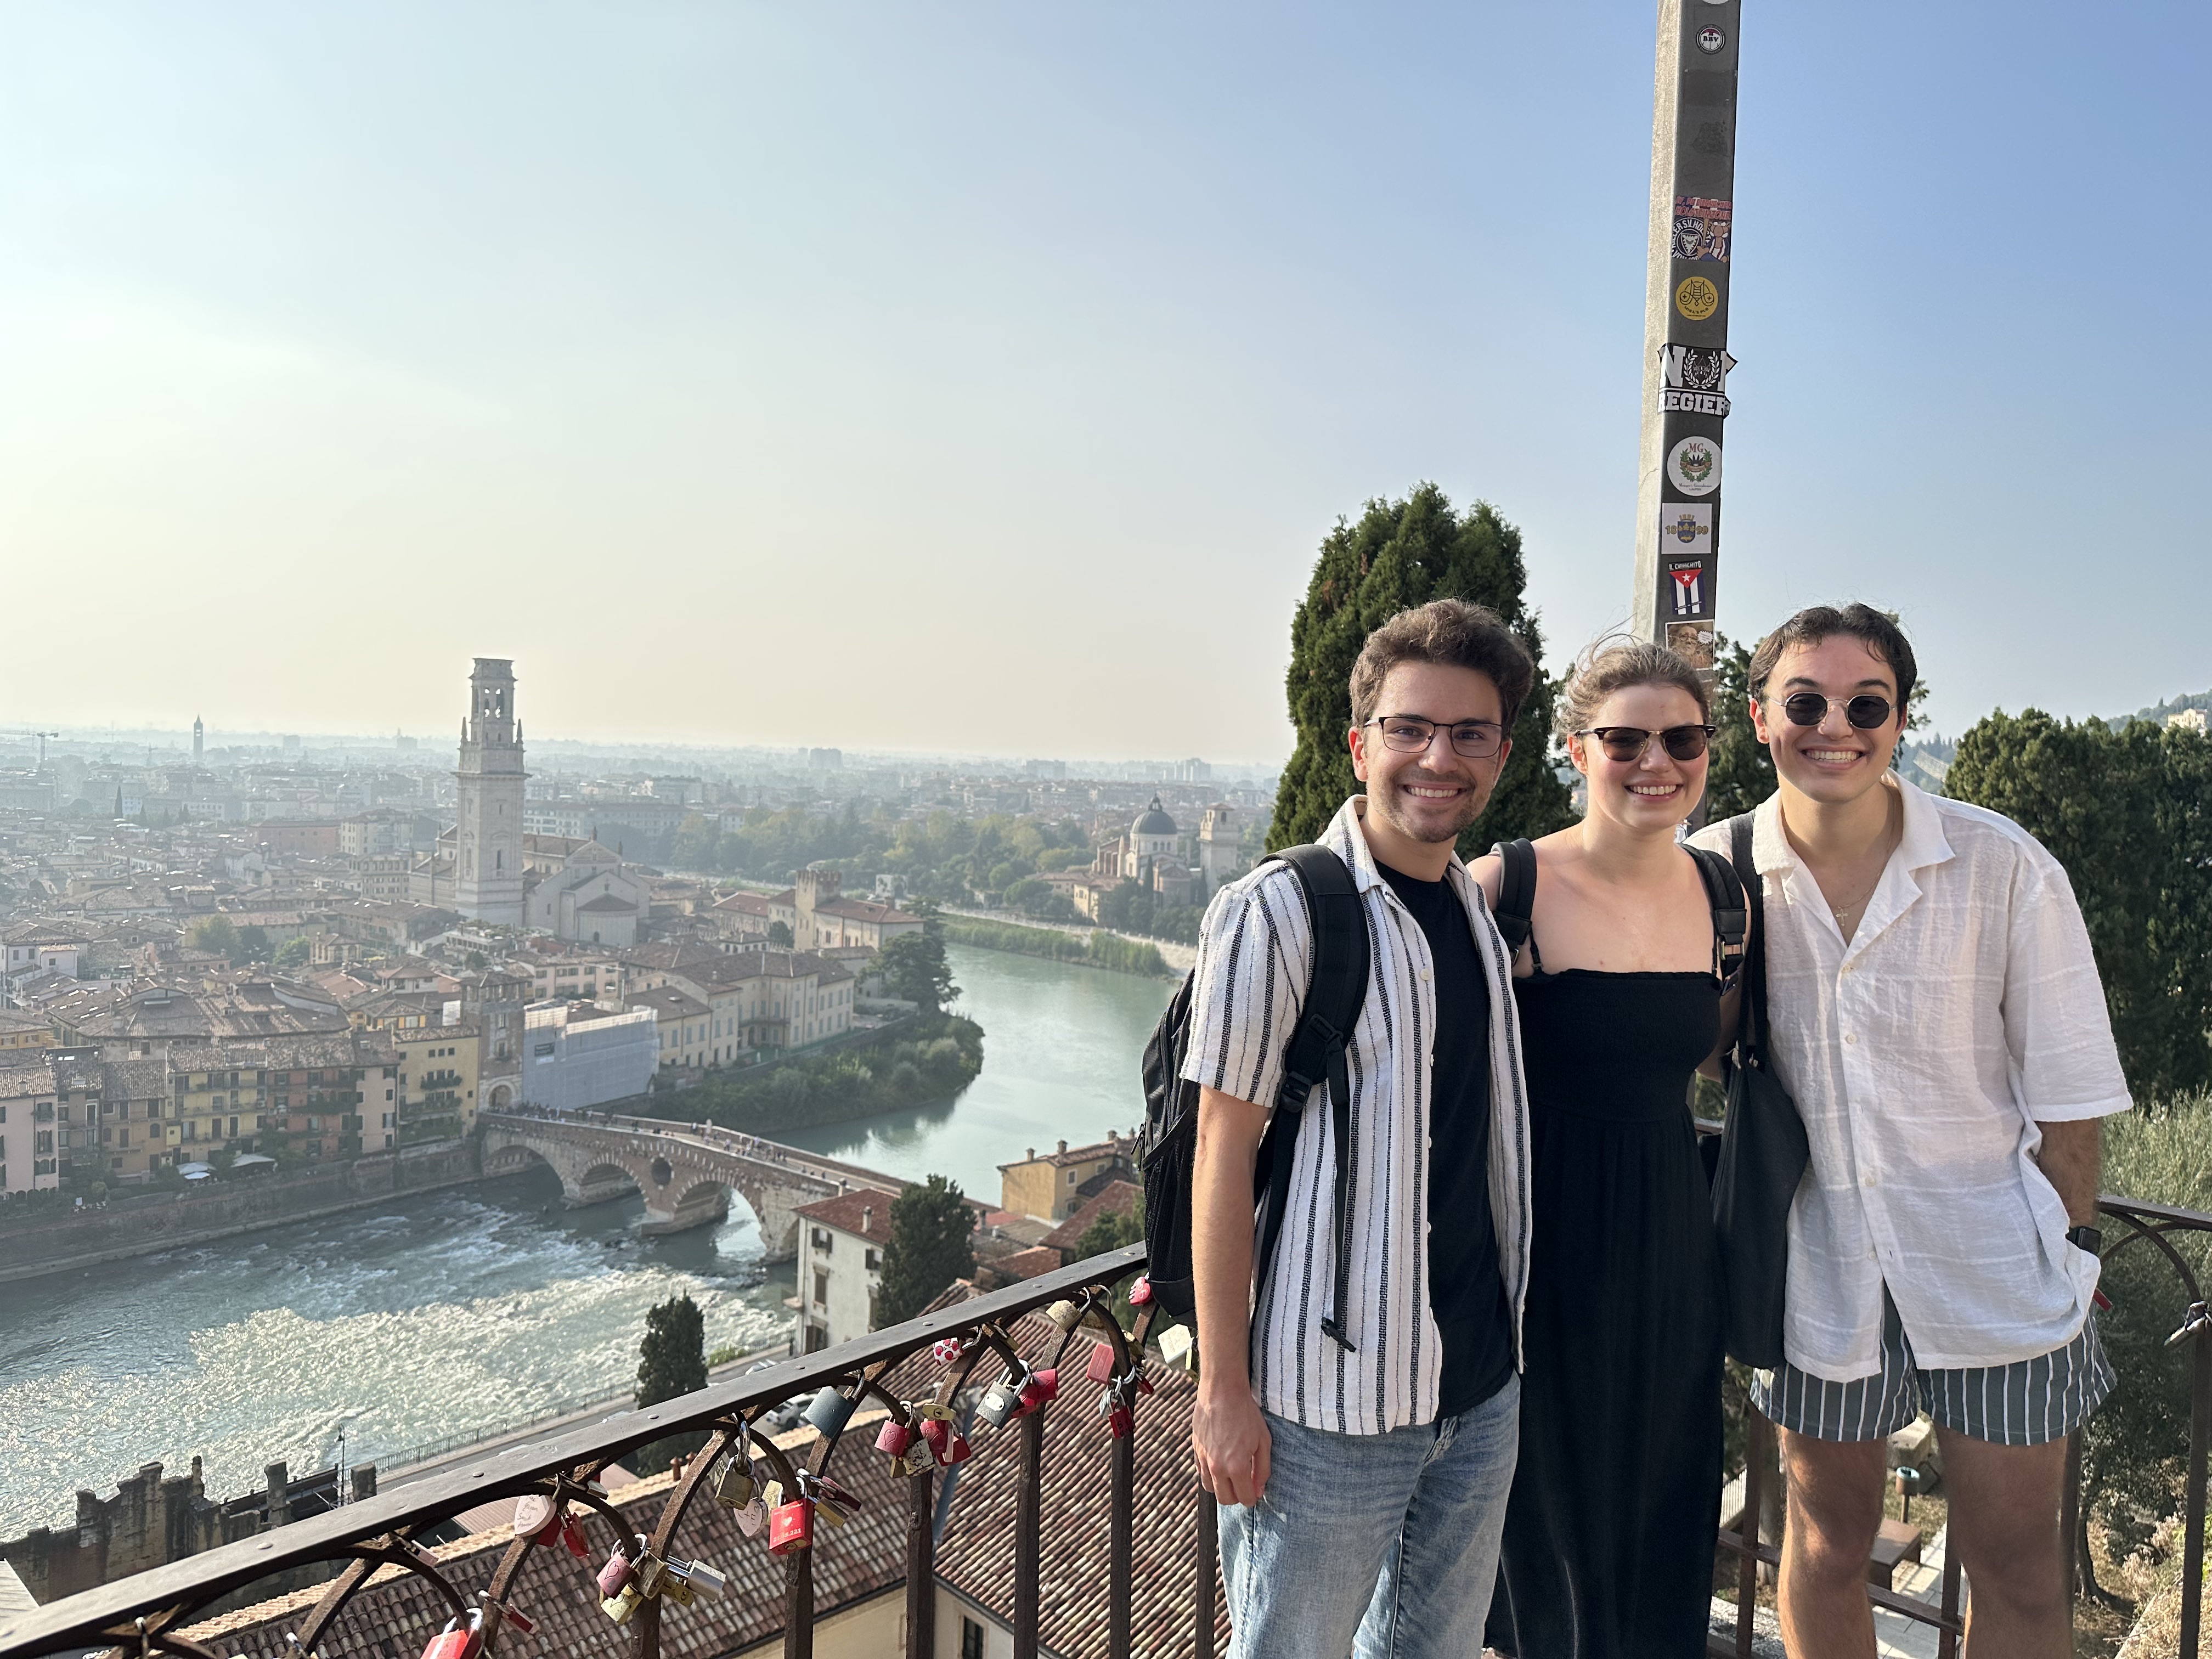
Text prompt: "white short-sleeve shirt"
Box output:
[[1691, 781, 2131, 1380]]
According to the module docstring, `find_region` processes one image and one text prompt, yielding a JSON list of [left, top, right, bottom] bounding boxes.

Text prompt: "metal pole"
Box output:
[[906, 1469, 936, 1659], [1633, 0, 1741, 674]]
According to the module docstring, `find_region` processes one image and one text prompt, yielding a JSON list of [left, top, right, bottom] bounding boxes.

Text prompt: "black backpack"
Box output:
[[1139, 844, 1370, 1350]]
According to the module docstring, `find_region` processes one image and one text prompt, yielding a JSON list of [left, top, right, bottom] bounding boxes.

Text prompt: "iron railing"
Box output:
[[6, 1193, 2208, 1659], [0, 1244, 1182, 1659], [1713, 1191, 2212, 1659]]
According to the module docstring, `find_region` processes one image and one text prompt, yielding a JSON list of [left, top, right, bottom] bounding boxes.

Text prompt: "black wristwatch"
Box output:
[[2067, 1224, 2104, 1255]]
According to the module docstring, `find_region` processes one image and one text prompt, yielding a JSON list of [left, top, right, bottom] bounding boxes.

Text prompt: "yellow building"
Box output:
[[0, 1008, 50, 1054], [390, 1022, 481, 1143], [997, 1133, 1136, 1223]]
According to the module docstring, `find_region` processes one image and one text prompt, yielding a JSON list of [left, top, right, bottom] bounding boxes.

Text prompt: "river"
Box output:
[[0, 945, 1171, 1536]]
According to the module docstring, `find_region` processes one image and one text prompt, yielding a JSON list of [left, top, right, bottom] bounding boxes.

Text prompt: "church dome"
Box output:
[[1133, 796, 1178, 837]]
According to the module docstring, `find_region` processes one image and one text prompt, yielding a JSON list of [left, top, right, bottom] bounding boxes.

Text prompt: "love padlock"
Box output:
[[667, 1558, 727, 1602], [595, 1549, 635, 1599], [600, 1584, 641, 1627], [633, 1545, 669, 1600], [733, 1496, 768, 1539], [558, 1514, 589, 1558], [932, 1336, 966, 1364], [1129, 1276, 1154, 1306], [874, 1417, 915, 1458], [917, 1416, 951, 1458], [938, 1429, 973, 1466], [768, 1497, 815, 1555], [510, 1493, 558, 1545], [802, 1386, 855, 1437], [1018, 1368, 1059, 1414], [976, 1380, 1023, 1429], [812, 1472, 863, 1517], [1108, 1403, 1134, 1439], [1086, 1342, 1118, 1385], [714, 1456, 755, 1510], [419, 1610, 482, 1659], [1046, 1299, 1086, 1333]]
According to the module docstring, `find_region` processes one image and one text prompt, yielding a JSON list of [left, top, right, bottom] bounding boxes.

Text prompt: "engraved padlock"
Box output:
[[714, 1457, 755, 1509], [917, 1416, 950, 1459], [1019, 1368, 1059, 1414], [419, 1610, 482, 1659], [1086, 1342, 1118, 1385], [768, 1497, 815, 1555], [1108, 1402, 1134, 1438], [1128, 1276, 1154, 1306], [874, 1417, 915, 1457], [977, 1379, 1023, 1429], [510, 1493, 558, 1544], [634, 1546, 669, 1600], [600, 1583, 641, 1626], [596, 1548, 635, 1599], [802, 1385, 855, 1437], [733, 1496, 768, 1539], [1046, 1298, 1085, 1333]]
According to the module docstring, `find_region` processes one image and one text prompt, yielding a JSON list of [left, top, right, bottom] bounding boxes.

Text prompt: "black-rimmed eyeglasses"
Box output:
[[1365, 714, 1508, 759]]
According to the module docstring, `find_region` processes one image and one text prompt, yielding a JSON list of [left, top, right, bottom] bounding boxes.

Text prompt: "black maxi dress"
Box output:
[[1483, 934, 1725, 1658]]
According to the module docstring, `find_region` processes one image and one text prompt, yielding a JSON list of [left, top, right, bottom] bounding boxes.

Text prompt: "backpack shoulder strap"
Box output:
[[1724, 812, 1767, 1053], [1262, 843, 1370, 1351], [1488, 838, 1538, 957], [1269, 845, 1369, 1113], [1686, 844, 1748, 982]]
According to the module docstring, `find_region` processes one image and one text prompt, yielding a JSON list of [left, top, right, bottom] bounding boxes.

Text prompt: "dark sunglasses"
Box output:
[[1778, 692, 1895, 730], [1575, 724, 1714, 763]]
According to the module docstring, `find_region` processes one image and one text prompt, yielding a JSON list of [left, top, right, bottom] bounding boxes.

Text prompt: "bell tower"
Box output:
[[454, 658, 527, 927]]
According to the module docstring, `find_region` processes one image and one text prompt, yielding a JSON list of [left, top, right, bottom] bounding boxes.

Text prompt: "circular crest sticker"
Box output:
[[1667, 435, 1722, 497], [1697, 25, 1726, 52], [1674, 275, 1720, 320]]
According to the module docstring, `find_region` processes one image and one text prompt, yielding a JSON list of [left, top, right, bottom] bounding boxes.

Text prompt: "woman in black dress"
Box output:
[[1472, 639, 1740, 1659]]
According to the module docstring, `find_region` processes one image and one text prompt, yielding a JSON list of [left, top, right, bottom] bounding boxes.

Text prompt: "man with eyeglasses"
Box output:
[[1690, 603, 2128, 1659], [1185, 597, 1534, 1658]]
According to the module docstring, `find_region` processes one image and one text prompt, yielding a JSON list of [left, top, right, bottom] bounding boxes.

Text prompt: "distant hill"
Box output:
[[2113, 689, 2212, 728]]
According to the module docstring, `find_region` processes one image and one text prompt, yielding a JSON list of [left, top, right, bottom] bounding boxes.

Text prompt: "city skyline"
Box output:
[[5, 2, 2205, 755]]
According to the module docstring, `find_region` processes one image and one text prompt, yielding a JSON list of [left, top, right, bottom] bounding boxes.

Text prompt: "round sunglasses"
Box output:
[[1575, 724, 1715, 763], [1776, 692, 1895, 730]]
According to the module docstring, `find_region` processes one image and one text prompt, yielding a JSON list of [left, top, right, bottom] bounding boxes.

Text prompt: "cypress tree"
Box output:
[[1268, 484, 1573, 857], [875, 1173, 977, 1327], [634, 1292, 709, 1474]]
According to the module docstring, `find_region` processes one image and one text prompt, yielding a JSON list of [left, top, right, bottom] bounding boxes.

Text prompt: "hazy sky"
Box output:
[[3, 2, 2205, 761]]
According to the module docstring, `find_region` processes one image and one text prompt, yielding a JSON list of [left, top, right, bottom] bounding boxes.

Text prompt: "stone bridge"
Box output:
[[478, 1110, 905, 1260]]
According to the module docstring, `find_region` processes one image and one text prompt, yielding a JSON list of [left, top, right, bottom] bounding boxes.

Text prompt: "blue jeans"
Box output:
[[1219, 1374, 1519, 1659]]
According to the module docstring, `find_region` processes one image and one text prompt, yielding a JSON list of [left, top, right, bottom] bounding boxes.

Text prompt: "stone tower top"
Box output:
[[466, 659, 518, 750]]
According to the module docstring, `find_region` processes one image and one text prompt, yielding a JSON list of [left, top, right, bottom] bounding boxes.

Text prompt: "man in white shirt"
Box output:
[[1691, 605, 2129, 1659]]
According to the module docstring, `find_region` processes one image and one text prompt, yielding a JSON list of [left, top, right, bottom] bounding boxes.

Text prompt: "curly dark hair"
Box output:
[[1348, 599, 1536, 732], [1747, 603, 1918, 711]]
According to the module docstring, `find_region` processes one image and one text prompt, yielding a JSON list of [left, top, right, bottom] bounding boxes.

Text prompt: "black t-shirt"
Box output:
[[1376, 860, 1516, 1417]]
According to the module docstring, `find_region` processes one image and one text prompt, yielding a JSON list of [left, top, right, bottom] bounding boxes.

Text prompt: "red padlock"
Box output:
[[874, 1418, 915, 1457], [558, 1515, 590, 1559], [917, 1416, 950, 1457], [419, 1611, 482, 1659], [1086, 1342, 1117, 1385], [1129, 1276, 1154, 1306], [939, 1430, 973, 1466], [596, 1549, 635, 1599], [1017, 1368, 1058, 1414], [1107, 1403, 1134, 1440], [768, 1498, 815, 1556]]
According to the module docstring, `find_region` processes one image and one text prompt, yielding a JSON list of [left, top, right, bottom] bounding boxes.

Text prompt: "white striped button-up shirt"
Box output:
[[1181, 795, 1533, 1436], [1692, 782, 2131, 1380]]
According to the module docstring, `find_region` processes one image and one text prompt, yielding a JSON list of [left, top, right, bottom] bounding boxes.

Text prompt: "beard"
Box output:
[[1369, 771, 1492, 846]]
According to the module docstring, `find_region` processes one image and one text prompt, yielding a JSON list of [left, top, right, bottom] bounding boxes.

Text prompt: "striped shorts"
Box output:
[[1752, 1291, 2114, 1447]]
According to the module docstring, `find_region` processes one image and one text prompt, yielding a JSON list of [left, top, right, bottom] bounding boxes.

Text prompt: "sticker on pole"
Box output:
[[1658, 343, 1736, 415], [1697, 25, 1727, 53], [1666, 435, 1722, 497], [1667, 623, 1718, 670], [1671, 197, 1733, 264], [1674, 275, 1720, 321], [1660, 504, 1713, 549], [1666, 555, 1716, 620]]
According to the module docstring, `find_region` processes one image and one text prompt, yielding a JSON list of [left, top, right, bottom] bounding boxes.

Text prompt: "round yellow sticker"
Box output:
[[1675, 275, 1720, 321]]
